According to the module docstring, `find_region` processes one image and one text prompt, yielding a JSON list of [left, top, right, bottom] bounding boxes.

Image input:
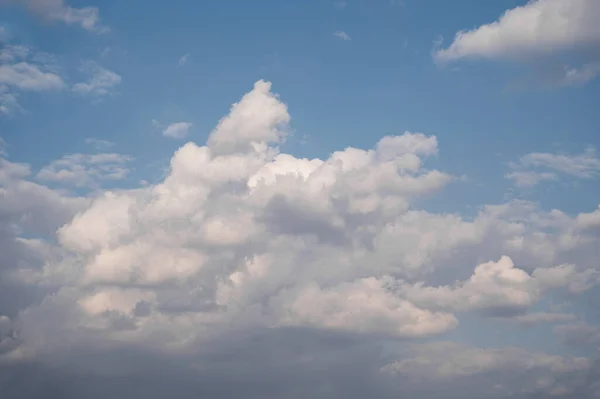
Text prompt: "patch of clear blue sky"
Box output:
[[1, 0, 599, 215]]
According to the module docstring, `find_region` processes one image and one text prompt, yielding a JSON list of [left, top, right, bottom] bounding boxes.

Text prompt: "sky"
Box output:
[[1, 0, 600, 397]]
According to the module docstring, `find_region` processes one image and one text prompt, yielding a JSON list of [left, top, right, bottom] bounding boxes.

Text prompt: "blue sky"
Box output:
[[1, 1, 600, 398]]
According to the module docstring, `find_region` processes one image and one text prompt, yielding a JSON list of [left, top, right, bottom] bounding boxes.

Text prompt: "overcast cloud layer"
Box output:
[[1, 0, 600, 398]]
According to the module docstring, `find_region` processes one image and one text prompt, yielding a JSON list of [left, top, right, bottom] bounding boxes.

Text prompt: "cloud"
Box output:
[[36, 153, 133, 188], [0, 42, 63, 114], [271, 277, 458, 337], [178, 53, 190, 67], [518, 148, 600, 177], [505, 171, 557, 188], [555, 322, 600, 348], [0, 155, 89, 318], [162, 122, 192, 139], [434, 0, 600, 87], [435, 0, 600, 63], [559, 61, 600, 86], [2, 0, 109, 33], [1, 80, 600, 397], [72, 62, 121, 97], [402, 256, 598, 317], [333, 30, 351, 41], [207, 80, 290, 154], [509, 312, 576, 325], [85, 138, 115, 150], [506, 147, 600, 187], [381, 341, 592, 396], [0, 85, 20, 115], [0, 62, 64, 91]]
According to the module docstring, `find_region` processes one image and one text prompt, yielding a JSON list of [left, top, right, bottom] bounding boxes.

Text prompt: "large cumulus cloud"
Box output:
[[1, 80, 599, 398]]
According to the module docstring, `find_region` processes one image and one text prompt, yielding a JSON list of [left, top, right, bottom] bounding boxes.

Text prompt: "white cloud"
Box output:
[[36, 153, 133, 188], [575, 205, 600, 230], [1, 80, 600, 397], [270, 277, 458, 337], [506, 147, 600, 187], [434, 0, 600, 87], [505, 171, 557, 188], [207, 80, 290, 154], [4, 80, 460, 353], [0, 62, 64, 91], [435, 0, 600, 63], [72, 61, 121, 97], [333, 30, 351, 41], [402, 256, 598, 316], [178, 53, 190, 66], [162, 122, 192, 139], [0, 160, 89, 235], [3, 0, 109, 33], [519, 148, 600, 177], [0, 42, 63, 113], [0, 157, 31, 182]]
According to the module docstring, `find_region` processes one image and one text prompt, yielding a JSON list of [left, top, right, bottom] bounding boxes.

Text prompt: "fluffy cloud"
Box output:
[[435, 0, 600, 63], [207, 80, 290, 154], [1, 80, 600, 398], [402, 256, 599, 317], [269, 277, 458, 337], [1, 0, 108, 33], [1, 81, 461, 356], [435, 0, 600, 86], [0, 155, 88, 320]]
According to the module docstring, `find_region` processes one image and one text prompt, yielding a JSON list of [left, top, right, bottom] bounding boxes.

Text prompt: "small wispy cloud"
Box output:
[[333, 31, 351, 41], [505, 171, 557, 188], [100, 47, 112, 58], [506, 147, 600, 187], [162, 122, 192, 139], [558, 62, 600, 87], [37, 152, 133, 188], [85, 138, 115, 150], [72, 61, 121, 98], [11, 0, 109, 34], [0, 41, 64, 114], [178, 53, 190, 67]]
